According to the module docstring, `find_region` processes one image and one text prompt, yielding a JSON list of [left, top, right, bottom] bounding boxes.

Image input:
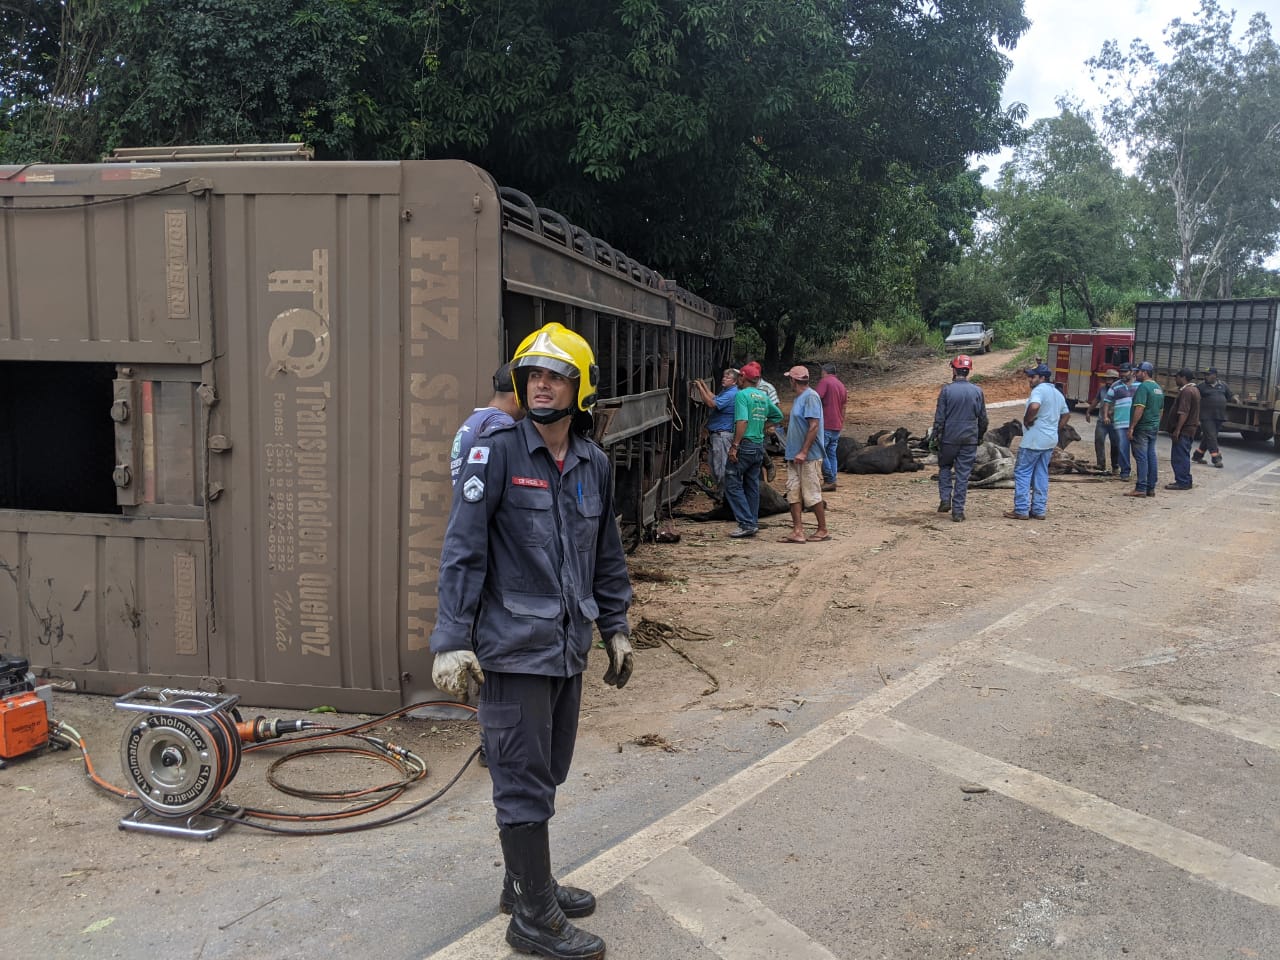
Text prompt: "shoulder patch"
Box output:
[[468, 446, 490, 465], [462, 476, 485, 502]]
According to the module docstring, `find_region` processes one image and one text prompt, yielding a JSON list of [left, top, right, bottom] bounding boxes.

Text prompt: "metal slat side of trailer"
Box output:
[[0, 156, 731, 711], [1134, 298, 1280, 442], [496, 188, 732, 535]]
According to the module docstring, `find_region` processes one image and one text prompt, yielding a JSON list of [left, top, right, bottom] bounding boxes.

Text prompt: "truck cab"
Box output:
[[944, 322, 994, 354], [1049, 328, 1134, 408]]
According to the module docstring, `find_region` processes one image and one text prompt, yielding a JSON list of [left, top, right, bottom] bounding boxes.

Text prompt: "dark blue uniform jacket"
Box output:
[[429, 417, 632, 677], [933, 379, 989, 445]]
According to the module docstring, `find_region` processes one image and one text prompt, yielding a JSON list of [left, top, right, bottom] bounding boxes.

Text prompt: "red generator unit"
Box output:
[[0, 654, 48, 763], [1048, 328, 1135, 408]]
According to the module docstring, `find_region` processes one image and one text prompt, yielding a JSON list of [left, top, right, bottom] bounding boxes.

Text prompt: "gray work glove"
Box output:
[[603, 633, 634, 689], [432, 649, 485, 698]]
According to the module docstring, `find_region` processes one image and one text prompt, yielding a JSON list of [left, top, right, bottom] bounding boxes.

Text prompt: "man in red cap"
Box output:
[[726, 361, 783, 538]]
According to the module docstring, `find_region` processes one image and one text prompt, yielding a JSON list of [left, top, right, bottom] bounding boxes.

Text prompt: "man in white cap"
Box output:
[[778, 364, 830, 542]]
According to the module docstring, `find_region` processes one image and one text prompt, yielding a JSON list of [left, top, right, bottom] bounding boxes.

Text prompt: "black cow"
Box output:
[[835, 435, 865, 471], [840, 438, 923, 474], [866, 426, 911, 447], [676, 481, 792, 522]]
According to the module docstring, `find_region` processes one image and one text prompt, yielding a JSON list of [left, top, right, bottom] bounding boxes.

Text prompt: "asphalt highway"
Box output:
[[424, 432, 1280, 960]]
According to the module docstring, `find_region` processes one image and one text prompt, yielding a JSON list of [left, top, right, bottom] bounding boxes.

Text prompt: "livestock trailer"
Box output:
[[1047, 328, 1134, 408], [0, 147, 732, 711], [1134, 298, 1280, 444]]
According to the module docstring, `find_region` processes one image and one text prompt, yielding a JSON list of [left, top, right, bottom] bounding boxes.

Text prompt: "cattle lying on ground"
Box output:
[[866, 427, 911, 447], [984, 419, 1023, 447], [1058, 423, 1081, 449], [840, 437, 923, 474], [968, 441, 1016, 488], [835, 435, 865, 469], [1049, 448, 1109, 474], [675, 480, 792, 522]]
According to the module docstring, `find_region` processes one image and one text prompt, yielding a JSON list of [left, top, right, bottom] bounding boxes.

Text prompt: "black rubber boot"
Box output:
[[500, 822, 605, 959], [937, 500, 951, 513], [500, 874, 596, 919]]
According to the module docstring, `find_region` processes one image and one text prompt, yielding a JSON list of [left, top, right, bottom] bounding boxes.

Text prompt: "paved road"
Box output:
[[423, 433, 1280, 960]]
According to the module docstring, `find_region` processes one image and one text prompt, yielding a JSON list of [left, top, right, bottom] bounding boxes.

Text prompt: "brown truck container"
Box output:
[[0, 151, 731, 711]]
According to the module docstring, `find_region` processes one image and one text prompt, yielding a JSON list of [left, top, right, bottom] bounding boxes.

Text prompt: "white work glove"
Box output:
[[603, 633, 634, 689], [432, 649, 485, 698]]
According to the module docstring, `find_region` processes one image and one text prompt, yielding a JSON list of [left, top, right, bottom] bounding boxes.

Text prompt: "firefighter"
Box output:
[[1193, 367, 1235, 468], [430, 322, 633, 960], [932, 354, 988, 522]]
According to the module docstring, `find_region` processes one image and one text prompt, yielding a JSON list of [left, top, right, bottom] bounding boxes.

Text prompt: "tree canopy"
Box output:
[[1, 0, 1030, 366], [1090, 0, 1280, 299]]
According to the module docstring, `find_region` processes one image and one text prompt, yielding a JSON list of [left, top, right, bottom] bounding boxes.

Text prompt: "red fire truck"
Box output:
[[1048, 328, 1135, 408]]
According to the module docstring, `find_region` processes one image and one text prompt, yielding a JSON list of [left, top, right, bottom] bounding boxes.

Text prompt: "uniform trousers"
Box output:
[[937, 442, 977, 516], [480, 670, 582, 826]]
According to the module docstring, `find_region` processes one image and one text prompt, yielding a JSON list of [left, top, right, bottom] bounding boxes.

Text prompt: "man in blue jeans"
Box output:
[[1103, 364, 1136, 481], [815, 362, 847, 491], [1004, 364, 1070, 520], [725, 362, 783, 538], [1165, 368, 1200, 491], [1125, 361, 1165, 498]]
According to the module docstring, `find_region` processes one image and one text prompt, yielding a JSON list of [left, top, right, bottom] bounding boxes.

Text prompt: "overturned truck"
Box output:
[[0, 146, 733, 711]]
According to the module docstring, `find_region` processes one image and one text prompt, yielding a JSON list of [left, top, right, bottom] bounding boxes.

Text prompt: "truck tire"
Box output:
[[1239, 429, 1269, 444]]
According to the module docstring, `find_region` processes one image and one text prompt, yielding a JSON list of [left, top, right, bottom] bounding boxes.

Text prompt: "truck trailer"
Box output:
[[1134, 298, 1280, 445], [0, 146, 733, 711]]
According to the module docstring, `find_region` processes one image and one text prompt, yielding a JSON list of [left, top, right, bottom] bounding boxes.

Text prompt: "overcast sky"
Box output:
[[979, 0, 1280, 182]]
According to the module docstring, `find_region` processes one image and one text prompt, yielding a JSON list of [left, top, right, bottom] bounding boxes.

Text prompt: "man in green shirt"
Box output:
[[725, 361, 784, 538], [1125, 361, 1165, 498]]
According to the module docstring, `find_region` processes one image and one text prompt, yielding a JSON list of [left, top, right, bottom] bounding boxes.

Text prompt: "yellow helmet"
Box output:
[[510, 323, 600, 419]]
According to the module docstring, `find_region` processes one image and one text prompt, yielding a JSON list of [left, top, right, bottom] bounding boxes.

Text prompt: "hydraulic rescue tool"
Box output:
[[96, 686, 463, 841], [115, 687, 258, 840]]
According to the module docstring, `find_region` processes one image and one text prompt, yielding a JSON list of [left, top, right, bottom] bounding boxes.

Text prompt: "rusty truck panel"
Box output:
[[0, 156, 731, 711]]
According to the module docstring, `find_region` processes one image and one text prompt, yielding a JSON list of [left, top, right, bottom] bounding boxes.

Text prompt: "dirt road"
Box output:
[[582, 347, 1120, 745]]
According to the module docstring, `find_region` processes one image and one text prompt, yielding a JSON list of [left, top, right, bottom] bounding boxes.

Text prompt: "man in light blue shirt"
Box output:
[[1005, 364, 1070, 520], [779, 365, 829, 542]]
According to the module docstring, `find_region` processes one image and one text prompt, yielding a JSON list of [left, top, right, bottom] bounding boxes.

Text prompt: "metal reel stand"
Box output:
[[115, 687, 245, 841]]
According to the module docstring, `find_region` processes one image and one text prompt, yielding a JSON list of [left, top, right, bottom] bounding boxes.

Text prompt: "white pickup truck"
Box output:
[[944, 322, 995, 354]]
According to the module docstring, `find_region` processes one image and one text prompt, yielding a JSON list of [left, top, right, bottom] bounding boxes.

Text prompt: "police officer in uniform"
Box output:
[[430, 322, 633, 960], [932, 354, 988, 522]]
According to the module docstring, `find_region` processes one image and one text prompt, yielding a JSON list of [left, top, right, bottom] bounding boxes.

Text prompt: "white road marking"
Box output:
[[422, 459, 1280, 959], [1072, 675, 1280, 750], [987, 646, 1076, 674], [859, 716, 1280, 909], [632, 846, 839, 960], [423, 598, 1065, 960]]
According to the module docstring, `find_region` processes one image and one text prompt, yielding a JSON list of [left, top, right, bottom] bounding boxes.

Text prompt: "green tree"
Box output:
[[989, 105, 1150, 325], [1091, 0, 1280, 298]]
